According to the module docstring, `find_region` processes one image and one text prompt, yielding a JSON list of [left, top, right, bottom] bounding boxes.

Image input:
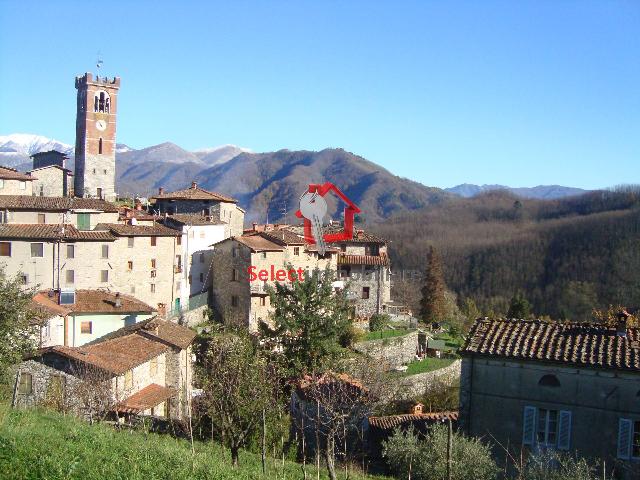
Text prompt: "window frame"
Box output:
[[151, 236, 157, 247], [100, 269, 109, 283], [66, 244, 75, 258], [30, 242, 44, 258], [65, 269, 75, 284], [101, 244, 109, 259], [0, 242, 11, 257], [362, 286, 370, 299], [80, 321, 92, 334], [37, 213, 46, 224]]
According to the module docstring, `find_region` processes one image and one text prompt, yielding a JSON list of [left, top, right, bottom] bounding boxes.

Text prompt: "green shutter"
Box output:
[[77, 213, 90, 230]]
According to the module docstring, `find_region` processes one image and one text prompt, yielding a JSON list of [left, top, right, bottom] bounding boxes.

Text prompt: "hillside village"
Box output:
[[2, 72, 640, 480]]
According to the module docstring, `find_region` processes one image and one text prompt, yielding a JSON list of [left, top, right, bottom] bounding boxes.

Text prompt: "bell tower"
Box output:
[[74, 72, 120, 201]]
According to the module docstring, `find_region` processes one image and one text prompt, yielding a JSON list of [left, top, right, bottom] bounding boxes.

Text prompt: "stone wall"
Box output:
[[395, 359, 462, 399], [31, 166, 69, 197], [353, 330, 420, 368]]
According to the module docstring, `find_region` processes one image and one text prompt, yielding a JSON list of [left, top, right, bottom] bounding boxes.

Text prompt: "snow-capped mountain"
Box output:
[[0, 133, 74, 156]]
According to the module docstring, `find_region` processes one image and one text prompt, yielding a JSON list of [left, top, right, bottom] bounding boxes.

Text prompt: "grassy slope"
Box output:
[[363, 329, 415, 341], [403, 358, 455, 376], [0, 406, 388, 480]]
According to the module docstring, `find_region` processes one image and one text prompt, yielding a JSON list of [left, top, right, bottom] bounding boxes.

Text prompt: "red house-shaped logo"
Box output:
[[295, 182, 361, 244]]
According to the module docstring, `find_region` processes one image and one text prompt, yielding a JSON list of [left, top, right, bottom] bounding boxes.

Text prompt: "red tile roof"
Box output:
[[338, 253, 389, 266], [0, 196, 118, 212], [162, 213, 226, 226], [117, 384, 176, 413], [0, 224, 116, 241], [234, 235, 285, 252], [95, 223, 180, 237], [91, 317, 196, 350], [30, 293, 71, 322], [461, 318, 640, 372], [152, 184, 237, 203], [37, 290, 155, 314], [0, 166, 35, 181], [368, 411, 459, 431]]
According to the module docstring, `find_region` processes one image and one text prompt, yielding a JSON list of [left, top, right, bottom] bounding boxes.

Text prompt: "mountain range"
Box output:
[[1, 133, 590, 223]]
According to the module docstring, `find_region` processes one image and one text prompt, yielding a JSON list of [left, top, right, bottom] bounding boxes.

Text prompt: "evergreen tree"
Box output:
[[507, 292, 532, 319], [419, 246, 447, 323], [260, 267, 350, 377]]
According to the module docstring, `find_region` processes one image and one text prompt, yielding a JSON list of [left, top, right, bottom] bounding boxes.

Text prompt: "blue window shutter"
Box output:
[[618, 418, 633, 460], [523, 406, 536, 446], [558, 410, 572, 450]]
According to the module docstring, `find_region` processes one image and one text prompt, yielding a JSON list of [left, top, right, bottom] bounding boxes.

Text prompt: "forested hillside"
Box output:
[[371, 188, 640, 320]]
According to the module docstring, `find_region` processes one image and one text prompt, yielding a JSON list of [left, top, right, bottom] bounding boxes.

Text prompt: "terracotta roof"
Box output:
[[259, 229, 306, 246], [0, 224, 116, 241], [162, 213, 226, 226], [323, 226, 386, 244], [95, 223, 180, 237], [30, 293, 71, 322], [296, 372, 368, 401], [338, 253, 389, 266], [89, 317, 196, 350], [39, 290, 155, 314], [117, 384, 176, 413], [368, 411, 459, 431], [0, 166, 34, 181], [151, 184, 237, 203], [34, 317, 195, 375], [0, 196, 118, 212], [233, 235, 284, 252], [460, 318, 640, 372]]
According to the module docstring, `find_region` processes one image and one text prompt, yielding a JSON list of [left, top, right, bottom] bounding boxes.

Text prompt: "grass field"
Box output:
[[0, 405, 388, 480], [403, 357, 456, 376], [433, 331, 464, 351], [364, 328, 415, 341]]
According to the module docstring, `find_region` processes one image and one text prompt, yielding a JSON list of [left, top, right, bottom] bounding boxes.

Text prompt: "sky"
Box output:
[[0, 0, 638, 190]]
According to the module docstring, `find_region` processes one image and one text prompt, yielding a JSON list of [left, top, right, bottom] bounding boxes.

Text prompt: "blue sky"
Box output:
[[0, 0, 638, 189]]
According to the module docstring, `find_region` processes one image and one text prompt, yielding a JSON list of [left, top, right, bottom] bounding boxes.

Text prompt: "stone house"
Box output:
[[29, 165, 72, 197], [0, 166, 35, 195], [30, 150, 69, 171], [459, 317, 640, 475], [210, 228, 338, 330], [31, 290, 156, 347], [13, 317, 196, 420], [150, 182, 245, 237]]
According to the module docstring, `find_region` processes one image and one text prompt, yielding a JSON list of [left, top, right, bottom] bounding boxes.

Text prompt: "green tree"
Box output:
[[369, 313, 390, 332], [198, 330, 280, 467], [507, 292, 532, 319], [419, 246, 447, 323], [460, 297, 482, 331], [517, 450, 608, 480], [0, 269, 36, 392], [260, 267, 350, 376], [383, 424, 498, 480]]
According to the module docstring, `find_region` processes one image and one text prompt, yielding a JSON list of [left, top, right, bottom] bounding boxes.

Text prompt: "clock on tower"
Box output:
[[73, 72, 120, 201]]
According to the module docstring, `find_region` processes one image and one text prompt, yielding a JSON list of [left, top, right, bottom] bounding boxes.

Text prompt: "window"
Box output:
[[20, 274, 28, 285], [80, 321, 92, 334], [200, 252, 205, 263], [127, 261, 133, 271], [100, 270, 109, 282], [340, 244, 347, 252], [96, 187, 103, 199], [539, 374, 561, 387], [232, 247, 238, 258], [18, 372, 32, 395], [151, 259, 156, 268], [77, 213, 90, 230], [365, 244, 380, 256], [130, 285, 136, 294], [618, 419, 640, 459], [199, 272, 204, 282], [523, 406, 571, 450], [149, 357, 158, 376], [37, 213, 46, 224], [128, 236, 134, 247], [101, 244, 109, 259], [151, 237, 157, 246], [39, 185, 43, 196], [232, 269, 238, 281], [176, 236, 182, 246], [19, 181, 26, 190], [65, 270, 74, 284], [93, 168, 96, 174], [150, 283, 156, 293], [66, 244, 75, 258], [294, 247, 300, 256], [94, 91, 110, 113], [260, 296, 266, 307], [231, 295, 239, 307], [103, 169, 107, 175], [262, 252, 267, 259], [31, 243, 44, 258], [362, 287, 370, 299], [151, 270, 156, 278], [0, 242, 10, 257], [98, 138, 103, 154], [59, 290, 75, 304], [124, 370, 133, 391]]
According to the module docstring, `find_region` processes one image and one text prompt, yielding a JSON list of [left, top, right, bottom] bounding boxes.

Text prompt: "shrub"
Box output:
[[369, 314, 391, 332], [340, 326, 365, 346], [383, 424, 498, 480], [517, 450, 607, 480]]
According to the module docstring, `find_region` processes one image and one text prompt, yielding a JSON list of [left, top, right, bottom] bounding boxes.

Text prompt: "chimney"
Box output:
[[158, 187, 164, 195], [252, 222, 258, 231], [191, 181, 197, 189], [617, 310, 630, 337], [411, 402, 424, 415], [114, 292, 122, 308]]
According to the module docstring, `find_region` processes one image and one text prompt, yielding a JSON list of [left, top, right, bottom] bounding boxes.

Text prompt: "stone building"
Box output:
[[459, 317, 640, 475], [0, 166, 35, 196], [30, 150, 69, 170], [151, 182, 244, 236], [13, 317, 195, 420], [210, 228, 338, 330], [29, 165, 72, 197], [74, 73, 120, 201], [31, 290, 156, 347]]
